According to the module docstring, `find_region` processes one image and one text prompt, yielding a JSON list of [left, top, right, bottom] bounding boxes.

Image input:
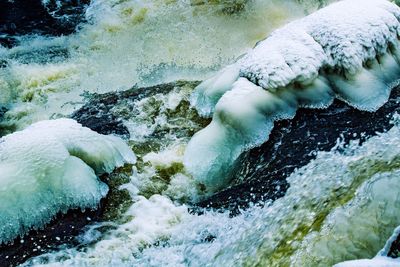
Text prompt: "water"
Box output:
[[0, 0, 331, 134], [20, 114, 400, 266], [2, 0, 400, 266]]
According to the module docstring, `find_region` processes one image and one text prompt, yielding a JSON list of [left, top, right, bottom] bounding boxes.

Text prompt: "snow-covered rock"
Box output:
[[0, 118, 136, 244], [186, 0, 400, 192]]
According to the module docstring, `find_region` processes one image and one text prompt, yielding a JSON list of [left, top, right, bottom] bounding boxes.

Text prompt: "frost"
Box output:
[[0, 118, 136, 244], [186, 0, 400, 192]]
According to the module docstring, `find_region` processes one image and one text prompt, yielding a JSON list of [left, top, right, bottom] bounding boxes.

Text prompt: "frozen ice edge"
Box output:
[[186, 0, 400, 192], [0, 118, 136, 244]]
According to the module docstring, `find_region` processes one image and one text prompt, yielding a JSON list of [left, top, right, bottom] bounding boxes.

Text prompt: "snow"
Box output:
[[186, 0, 400, 192], [0, 118, 136, 243]]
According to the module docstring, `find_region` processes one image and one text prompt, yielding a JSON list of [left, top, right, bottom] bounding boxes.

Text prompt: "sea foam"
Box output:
[[186, 0, 400, 192], [0, 118, 136, 244]]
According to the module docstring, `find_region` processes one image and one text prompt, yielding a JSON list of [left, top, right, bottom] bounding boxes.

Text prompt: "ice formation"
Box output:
[[186, 0, 400, 191], [0, 118, 136, 244]]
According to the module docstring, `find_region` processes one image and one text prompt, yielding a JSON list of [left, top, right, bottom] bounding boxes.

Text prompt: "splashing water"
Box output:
[[18, 112, 400, 266], [0, 0, 331, 134], [5, 1, 400, 266]]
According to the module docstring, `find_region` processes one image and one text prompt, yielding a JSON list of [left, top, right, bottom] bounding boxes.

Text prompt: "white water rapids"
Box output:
[[2, 0, 400, 266]]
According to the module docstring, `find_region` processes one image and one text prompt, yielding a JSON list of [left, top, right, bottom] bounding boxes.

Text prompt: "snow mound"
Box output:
[[0, 118, 136, 244]]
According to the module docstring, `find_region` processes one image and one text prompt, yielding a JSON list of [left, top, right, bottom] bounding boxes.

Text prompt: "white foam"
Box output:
[[0, 118, 135, 244], [186, 0, 400, 192], [0, 0, 326, 132]]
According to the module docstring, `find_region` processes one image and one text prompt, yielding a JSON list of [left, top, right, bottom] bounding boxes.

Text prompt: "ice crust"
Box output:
[[0, 118, 136, 244], [186, 0, 400, 192]]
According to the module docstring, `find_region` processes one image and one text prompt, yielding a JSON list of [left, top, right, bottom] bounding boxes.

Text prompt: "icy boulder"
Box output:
[[185, 0, 400, 192], [0, 118, 136, 244]]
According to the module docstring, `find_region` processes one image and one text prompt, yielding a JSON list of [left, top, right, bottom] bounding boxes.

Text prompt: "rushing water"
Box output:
[[0, 0, 329, 134], [3, 0, 400, 266], [19, 112, 400, 266]]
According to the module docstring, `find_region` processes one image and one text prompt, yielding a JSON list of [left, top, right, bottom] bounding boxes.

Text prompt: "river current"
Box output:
[[1, 0, 400, 266]]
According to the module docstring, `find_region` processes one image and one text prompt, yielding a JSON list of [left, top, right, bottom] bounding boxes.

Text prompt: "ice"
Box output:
[[186, 0, 400, 192], [0, 118, 136, 244]]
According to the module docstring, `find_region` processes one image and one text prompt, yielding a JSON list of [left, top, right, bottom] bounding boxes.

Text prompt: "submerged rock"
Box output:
[[72, 80, 205, 139], [70, 79, 400, 214], [72, 80, 210, 201], [0, 206, 103, 267]]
